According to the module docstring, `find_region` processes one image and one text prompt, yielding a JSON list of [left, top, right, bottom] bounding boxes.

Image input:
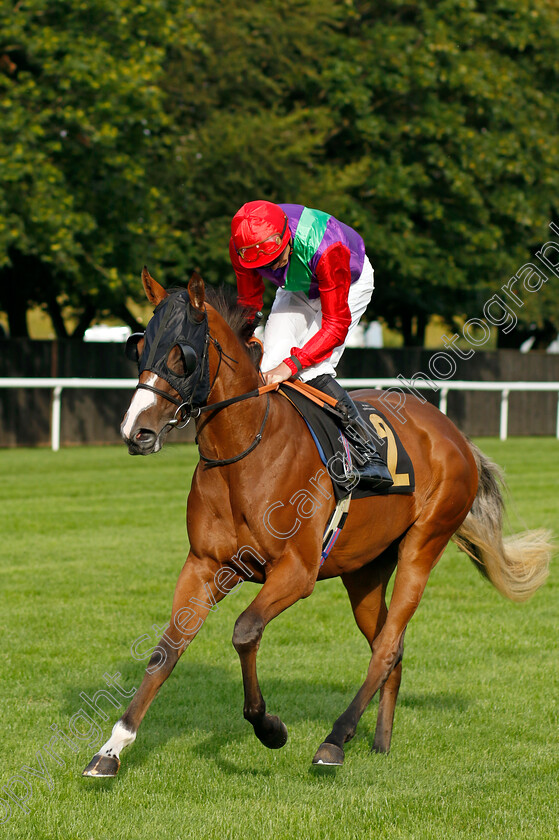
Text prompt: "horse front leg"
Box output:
[[82, 554, 227, 777], [233, 552, 316, 749]]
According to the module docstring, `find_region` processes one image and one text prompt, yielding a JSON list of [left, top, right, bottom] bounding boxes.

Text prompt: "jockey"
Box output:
[[230, 200, 393, 491]]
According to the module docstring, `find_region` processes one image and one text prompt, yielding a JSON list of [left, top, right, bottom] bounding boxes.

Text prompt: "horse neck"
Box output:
[[196, 310, 264, 459], [206, 308, 260, 398]]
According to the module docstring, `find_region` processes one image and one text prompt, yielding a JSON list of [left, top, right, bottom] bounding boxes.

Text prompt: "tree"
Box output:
[[2, 0, 559, 345], [154, 0, 559, 344], [316, 0, 559, 344], [155, 0, 350, 305], [0, 0, 193, 336]]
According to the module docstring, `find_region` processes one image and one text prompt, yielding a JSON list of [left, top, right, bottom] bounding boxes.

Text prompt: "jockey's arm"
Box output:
[[283, 243, 352, 376]]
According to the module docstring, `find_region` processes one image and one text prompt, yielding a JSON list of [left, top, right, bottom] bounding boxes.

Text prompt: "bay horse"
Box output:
[[83, 270, 551, 776]]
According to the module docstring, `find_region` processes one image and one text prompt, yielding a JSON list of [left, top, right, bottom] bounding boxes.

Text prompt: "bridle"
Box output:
[[133, 317, 276, 467], [130, 301, 341, 467], [135, 329, 214, 429]]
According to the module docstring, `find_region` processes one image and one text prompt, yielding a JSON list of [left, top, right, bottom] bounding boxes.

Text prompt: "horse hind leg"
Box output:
[[372, 636, 405, 754], [313, 528, 451, 767], [345, 549, 406, 755], [313, 549, 399, 766]]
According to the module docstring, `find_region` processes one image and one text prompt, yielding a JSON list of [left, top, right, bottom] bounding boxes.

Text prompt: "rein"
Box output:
[[134, 314, 343, 467], [136, 330, 234, 427], [193, 376, 280, 467], [193, 380, 343, 468], [197, 393, 272, 467]]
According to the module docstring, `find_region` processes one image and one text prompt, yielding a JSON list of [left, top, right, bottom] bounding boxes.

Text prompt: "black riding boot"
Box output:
[[306, 374, 394, 491]]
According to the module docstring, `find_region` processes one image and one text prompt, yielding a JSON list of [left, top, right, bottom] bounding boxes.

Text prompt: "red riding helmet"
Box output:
[[231, 200, 290, 269]]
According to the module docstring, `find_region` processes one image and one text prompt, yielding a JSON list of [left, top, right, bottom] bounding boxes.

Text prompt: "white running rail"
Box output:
[[0, 377, 558, 450], [0, 378, 136, 451]]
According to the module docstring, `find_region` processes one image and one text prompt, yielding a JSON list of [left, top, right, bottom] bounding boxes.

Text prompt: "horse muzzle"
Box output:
[[123, 427, 160, 455]]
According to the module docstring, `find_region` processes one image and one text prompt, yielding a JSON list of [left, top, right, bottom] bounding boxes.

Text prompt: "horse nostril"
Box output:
[[134, 429, 156, 445]]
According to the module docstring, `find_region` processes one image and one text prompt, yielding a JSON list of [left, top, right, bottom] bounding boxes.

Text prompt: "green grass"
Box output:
[[0, 439, 557, 840]]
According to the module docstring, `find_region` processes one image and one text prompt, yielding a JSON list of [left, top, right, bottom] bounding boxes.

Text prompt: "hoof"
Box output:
[[82, 753, 120, 777], [371, 743, 389, 755], [255, 714, 288, 750], [312, 742, 345, 766]]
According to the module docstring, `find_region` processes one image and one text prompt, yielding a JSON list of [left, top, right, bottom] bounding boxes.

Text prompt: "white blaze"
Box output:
[[121, 374, 159, 439]]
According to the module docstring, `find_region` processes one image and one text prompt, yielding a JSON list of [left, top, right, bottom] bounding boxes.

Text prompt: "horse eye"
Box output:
[[165, 346, 186, 376], [166, 345, 197, 376]]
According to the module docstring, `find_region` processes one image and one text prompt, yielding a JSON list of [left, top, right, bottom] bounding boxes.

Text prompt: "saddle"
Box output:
[[279, 381, 415, 502]]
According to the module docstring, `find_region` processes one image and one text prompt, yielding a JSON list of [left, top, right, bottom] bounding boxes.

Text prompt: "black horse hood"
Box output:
[[139, 291, 210, 406]]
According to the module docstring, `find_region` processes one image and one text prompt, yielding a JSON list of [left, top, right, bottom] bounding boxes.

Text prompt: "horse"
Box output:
[[83, 270, 552, 776]]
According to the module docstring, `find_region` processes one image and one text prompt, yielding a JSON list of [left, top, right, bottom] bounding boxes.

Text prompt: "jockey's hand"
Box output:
[[263, 362, 293, 385]]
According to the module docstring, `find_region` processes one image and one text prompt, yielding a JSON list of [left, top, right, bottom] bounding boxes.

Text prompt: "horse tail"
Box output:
[[451, 440, 552, 602]]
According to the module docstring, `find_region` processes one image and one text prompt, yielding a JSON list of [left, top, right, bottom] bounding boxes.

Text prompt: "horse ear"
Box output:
[[188, 271, 206, 312], [141, 266, 168, 305]]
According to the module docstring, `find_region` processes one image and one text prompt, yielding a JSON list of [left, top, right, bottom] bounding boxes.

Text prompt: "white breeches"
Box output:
[[261, 256, 374, 381]]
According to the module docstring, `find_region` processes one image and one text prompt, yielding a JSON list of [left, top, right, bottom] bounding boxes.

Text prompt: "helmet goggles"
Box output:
[[235, 217, 288, 264]]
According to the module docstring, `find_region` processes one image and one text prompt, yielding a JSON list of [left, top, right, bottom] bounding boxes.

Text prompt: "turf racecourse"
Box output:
[[0, 439, 556, 840]]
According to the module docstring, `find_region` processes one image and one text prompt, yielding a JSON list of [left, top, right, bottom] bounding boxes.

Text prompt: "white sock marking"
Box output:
[[99, 721, 136, 759]]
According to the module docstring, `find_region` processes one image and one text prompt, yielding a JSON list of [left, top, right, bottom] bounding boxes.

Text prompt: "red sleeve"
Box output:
[[229, 237, 265, 313], [283, 243, 352, 374]]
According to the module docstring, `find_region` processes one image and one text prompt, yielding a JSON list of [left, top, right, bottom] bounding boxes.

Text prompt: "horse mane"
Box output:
[[204, 285, 255, 344], [167, 283, 259, 362], [167, 284, 253, 341]]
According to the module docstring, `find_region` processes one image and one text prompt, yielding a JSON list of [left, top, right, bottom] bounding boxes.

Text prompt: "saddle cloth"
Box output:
[[279, 385, 415, 502]]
